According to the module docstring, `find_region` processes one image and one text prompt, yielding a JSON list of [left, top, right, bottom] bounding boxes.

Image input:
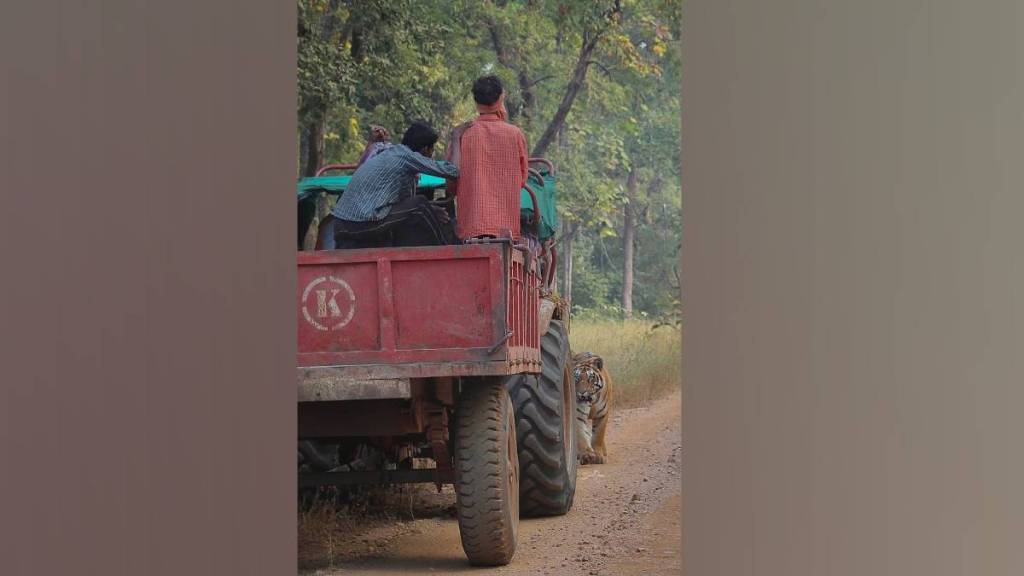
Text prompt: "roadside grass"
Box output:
[[298, 491, 343, 571], [297, 484, 456, 572], [568, 319, 682, 409]]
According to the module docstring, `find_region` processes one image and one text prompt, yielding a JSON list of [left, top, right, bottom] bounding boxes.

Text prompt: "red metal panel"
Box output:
[[377, 258, 397, 351], [297, 261, 380, 353], [297, 243, 540, 379], [392, 257, 494, 349]]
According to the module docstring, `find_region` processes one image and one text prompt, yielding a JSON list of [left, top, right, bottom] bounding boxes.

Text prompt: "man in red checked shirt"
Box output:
[[447, 75, 529, 242]]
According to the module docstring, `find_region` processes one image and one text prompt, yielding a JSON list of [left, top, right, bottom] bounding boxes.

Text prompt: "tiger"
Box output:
[[571, 351, 613, 465]]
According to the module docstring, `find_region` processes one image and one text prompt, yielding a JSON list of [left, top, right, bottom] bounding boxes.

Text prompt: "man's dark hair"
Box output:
[[472, 75, 504, 105], [401, 121, 439, 153]]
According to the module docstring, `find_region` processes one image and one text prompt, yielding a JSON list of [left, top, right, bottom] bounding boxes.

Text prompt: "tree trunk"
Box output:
[[562, 221, 580, 307], [485, 17, 534, 126], [531, 31, 602, 158], [298, 126, 310, 178], [302, 118, 325, 177], [622, 169, 638, 320], [297, 0, 340, 178]]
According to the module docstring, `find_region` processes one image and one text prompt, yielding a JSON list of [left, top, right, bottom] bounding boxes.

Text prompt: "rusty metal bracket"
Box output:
[[487, 331, 514, 355], [433, 377, 456, 406], [426, 408, 452, 491]]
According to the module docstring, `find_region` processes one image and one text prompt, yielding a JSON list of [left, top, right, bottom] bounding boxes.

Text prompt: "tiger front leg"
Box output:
[[575, 401, 599, 465], [588, 369, 612, 464], [589, 412, 609, 464]]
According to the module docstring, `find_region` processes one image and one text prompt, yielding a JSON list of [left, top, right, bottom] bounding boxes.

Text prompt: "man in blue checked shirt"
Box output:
[[331, 121, 459, 248]]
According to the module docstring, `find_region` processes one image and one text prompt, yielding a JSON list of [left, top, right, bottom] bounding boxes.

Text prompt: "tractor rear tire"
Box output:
[[454, 379, 519, 566], [507, 319, 578, 517]]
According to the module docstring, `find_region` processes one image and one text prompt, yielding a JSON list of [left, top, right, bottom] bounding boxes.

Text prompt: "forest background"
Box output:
[[298, 0, 681, 322]]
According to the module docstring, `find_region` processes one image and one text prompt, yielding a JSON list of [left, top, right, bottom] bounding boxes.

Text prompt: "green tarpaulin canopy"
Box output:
[[297, 174, 446, 201], [521, 170, 558, 241], [297, 169, 558, 242]]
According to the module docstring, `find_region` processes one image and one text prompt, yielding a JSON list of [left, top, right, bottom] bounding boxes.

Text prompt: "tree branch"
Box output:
[[586, 60, 613, 77], [549, 220, 582, 249], [484, 15, 535, 123], [531, 1, 623, 157], [528, 74, 556, 87], [530, 31, 602, 157], [322, 0, 342, 34]]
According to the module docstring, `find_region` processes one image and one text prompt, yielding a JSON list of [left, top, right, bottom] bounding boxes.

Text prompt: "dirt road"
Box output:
[[301, 391, 681, 576]]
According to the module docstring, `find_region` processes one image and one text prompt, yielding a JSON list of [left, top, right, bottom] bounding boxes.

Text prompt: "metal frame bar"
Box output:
[[299, 468, 456, 487], [315, 163, 359, 177], [528, 157, 555, 175]]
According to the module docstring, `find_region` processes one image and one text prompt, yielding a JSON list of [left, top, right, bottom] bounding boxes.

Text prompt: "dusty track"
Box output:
[[301, 390, 681, 576]]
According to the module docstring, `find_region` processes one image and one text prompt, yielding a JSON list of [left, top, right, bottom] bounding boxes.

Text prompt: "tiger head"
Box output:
[[572, 352, 605, 403]]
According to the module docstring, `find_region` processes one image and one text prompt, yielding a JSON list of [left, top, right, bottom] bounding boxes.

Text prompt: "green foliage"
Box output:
[[297, 0, 681, 318]]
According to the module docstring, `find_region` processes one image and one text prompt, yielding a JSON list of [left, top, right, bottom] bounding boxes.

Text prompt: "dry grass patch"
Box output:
[[569, 319, 682, 408]]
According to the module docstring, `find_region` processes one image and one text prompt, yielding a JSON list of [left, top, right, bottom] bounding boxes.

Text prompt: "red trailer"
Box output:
[[296, 160, 576, 567]]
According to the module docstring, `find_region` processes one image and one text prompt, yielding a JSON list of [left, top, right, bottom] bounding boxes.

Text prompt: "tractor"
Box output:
[[295, 157, 576, 566]]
